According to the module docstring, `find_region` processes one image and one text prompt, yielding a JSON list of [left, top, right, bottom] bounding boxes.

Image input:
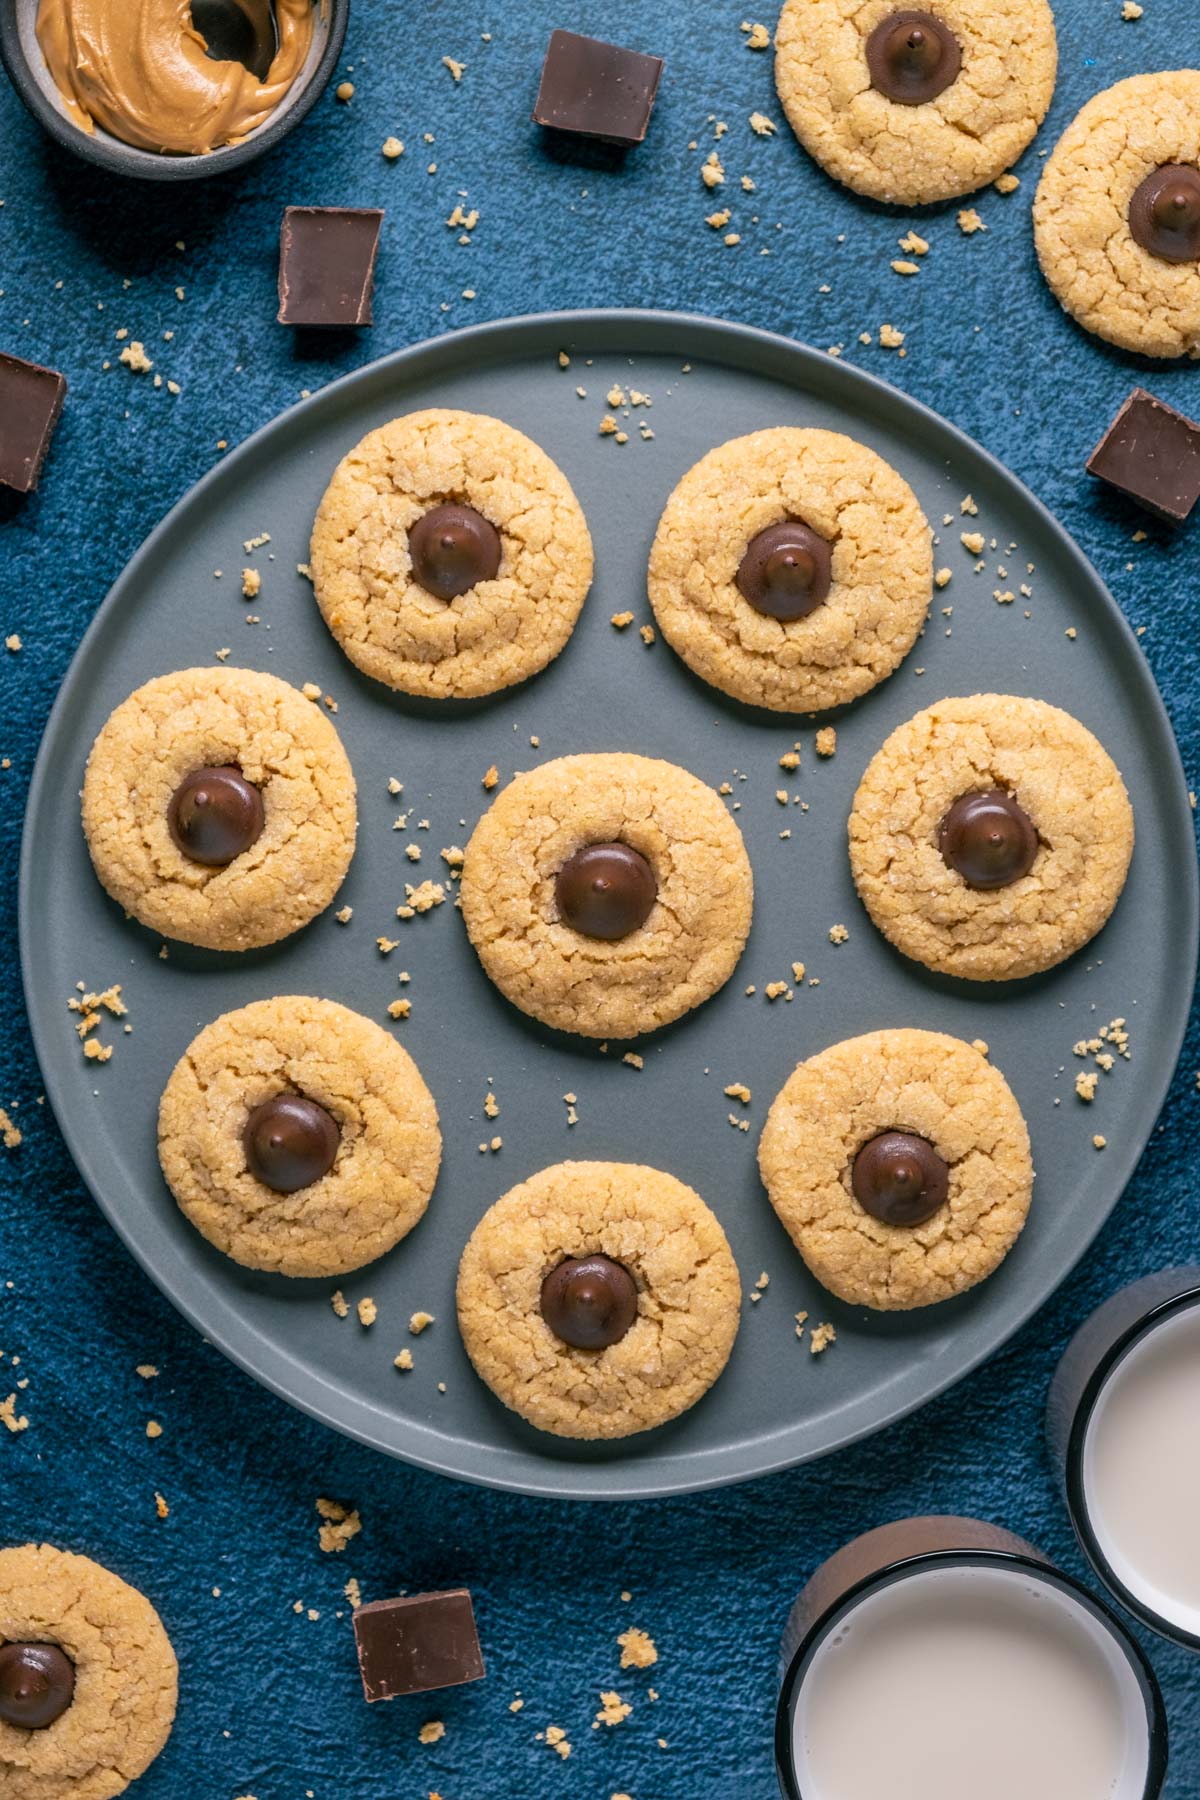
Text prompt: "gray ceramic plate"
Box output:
[[20, 310, 1198, 1501]]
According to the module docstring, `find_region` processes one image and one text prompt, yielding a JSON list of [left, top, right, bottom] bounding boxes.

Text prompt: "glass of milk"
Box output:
[[1049, 1265, 1200, 1648], [776, 1517, 1167, 1800]]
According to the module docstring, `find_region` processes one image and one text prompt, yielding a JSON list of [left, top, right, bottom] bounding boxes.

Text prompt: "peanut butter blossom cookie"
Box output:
[[158, 996, 441, 1278], [459, 753, 753, 1039], [775, 0, 1057, 205], [647, 428, 932, 713], [1034, 72, 1200, 360], [849, 694, 1134, 981], [81, 666, 356, 952], [309, 408, 594, 699], [759, 1029, 1033, 1310], [0, 1542, 177, 1800], [457, 1161, 742, 1438]]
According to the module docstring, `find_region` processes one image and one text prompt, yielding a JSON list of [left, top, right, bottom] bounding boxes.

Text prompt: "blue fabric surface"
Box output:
[[1, 0, 1199, 1794]]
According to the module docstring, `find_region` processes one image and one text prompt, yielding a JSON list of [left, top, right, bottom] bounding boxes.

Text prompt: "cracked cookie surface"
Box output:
[[759, 1029, 1033, 1310], [775, 0, 1057, 205], [848, 694, 1134, 981], [456, 1161, 742, 1438], [158, 997, 441, 1278], [82, 667, 356, 953], [647, 428, 932, 713], [0, 1543, 177, 1800], [459, 753, 754, 1040], [309, 408, 594, 698], [1034, 71, 1200, 360]]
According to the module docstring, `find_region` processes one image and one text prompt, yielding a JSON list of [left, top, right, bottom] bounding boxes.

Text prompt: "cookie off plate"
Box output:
[[20, 310, 1198, 1500]]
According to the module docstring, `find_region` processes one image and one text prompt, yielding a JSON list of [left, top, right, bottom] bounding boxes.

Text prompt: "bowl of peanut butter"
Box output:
[[0, 0, 348, 178]]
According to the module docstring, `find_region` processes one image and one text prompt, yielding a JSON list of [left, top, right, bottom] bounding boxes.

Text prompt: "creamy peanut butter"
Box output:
[[35, 0, 315, 155]]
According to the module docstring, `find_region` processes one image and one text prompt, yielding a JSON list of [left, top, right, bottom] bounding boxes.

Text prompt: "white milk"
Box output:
[[789, 1563, 1148, 1800], [1084, 1300, 1200, 1638]]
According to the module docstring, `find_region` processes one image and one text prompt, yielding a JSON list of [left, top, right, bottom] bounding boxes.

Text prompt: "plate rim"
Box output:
[[20, 306, 1200, 1501]]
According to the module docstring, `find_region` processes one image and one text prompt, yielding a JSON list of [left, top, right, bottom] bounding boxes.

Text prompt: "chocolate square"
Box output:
[[277, 207, 384, 328], [1086, 387, 1200, 525], [353, 1589, 485, 1701], [0, 352, 67, 494], [533, 30, 664, 147]]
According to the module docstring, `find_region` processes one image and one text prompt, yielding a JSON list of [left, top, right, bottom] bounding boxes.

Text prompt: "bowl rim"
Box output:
[[0, 0, 350, 182]]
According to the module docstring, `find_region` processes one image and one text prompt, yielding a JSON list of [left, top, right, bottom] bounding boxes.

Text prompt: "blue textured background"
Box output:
[[1, 2, 1199, 1795]]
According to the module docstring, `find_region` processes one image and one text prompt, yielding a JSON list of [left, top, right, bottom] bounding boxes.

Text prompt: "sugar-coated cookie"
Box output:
[[0, 1542, 177, 1800], [82, 666, 356, 952], [648, 428, 932, 713], [457, 1161, 741, 1438], [1034, 71, 1200, 360], [309, 408, 594, 698], [158, 996, 441, 1278], [459, 753, 753, 1039], [775, 0, 1057, 205], [848, 694, 1134, 981], [759, 1028, 1033, 1310]]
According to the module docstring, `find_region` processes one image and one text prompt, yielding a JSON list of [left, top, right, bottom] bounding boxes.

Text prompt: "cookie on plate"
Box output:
[[158, 997, 441, 1278], [848, 693, 1134, 981], [457, 1161, 742, 1438], [309, 408, 594, 699], [0, 1542, 177, 1800], [775, 0, 1057, 206], [81, 666, 357, 953], [1034, 71, 1200, 360], [759, 1028, 1033, 1310], [459, 753, 753, 1039], [647, 428, 932, 713]]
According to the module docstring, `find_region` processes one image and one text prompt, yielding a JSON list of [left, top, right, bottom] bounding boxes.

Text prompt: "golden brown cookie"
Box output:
[[459, 753, 754, 1040], [456, 1161, 742, 1438], [1034, 72, 1200, 360], [0, 1543, 177, 1800], [759, 1028, 1033, 1310], [158, 997, 441, 1278], [309, 408, 594, 698], [775, 0, 1057, 205], [848, 694, 1134, 981], [81, 667, 356, 953], [647, 428, 932, 713]]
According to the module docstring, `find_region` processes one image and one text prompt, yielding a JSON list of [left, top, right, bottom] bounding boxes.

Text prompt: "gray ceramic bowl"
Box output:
[[0, 0, 349, 181]]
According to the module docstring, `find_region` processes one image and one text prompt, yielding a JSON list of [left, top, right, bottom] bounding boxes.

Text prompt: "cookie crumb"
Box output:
[[331, 1290, 349, 1318], [0, 1108, 21, 1150], [957, 208, 986, 234], [409, 1311, 435, 1335], [382, 135, 404, 158], [1075, 1071, 1098, 1102], [623, 1053, 644, 1071], [724, 1082, 751, 1103], [394, 1349, 414, 1371], [1093, 1135, 1107, 1150], [357, 1298, 377, 1328], [0, 1394, 28, 1434], [815, 727, 836, 757], [316, 1498, 362, 1554], [618, 1627, 658, 1669], [482, 764, 500, 790], [594, 1691, 632, 1729], [994, 172, 1020, 193], [809, 1322, 837, 1355], [419, 1720, 446, 1745], [611, 611, 635, 629], [828, 923, 849, 944]]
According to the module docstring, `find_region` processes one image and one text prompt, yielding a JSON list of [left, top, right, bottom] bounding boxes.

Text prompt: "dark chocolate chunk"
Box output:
[[167, 766, 265, 867], [244, 1093, 340, 1193], [866, 10, 962, 105], [533, 29, 664, 147], [939, 788, 1038, 890], [1128, 165, 1200, 265], [0, 1643, 75, 1730], [0, 352, 67, 495], [409, 503, 502, 600], [541, 1255, 639, 1349], [1087, 387, 1200, 525], [353, 1590, 485, 1702], [277, 207, 384, 327], [736, 520, 833, 620], [555, 842, 657, 940], [852, 1131, 949, 1228]]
